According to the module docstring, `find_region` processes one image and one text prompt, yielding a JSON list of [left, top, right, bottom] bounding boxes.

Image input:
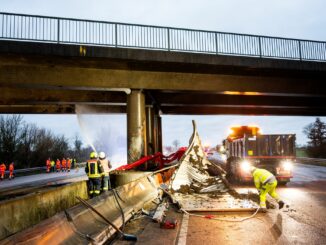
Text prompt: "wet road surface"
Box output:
[[0, 169, 87, 199], [183, 163, 326, 245], [117, 163, 326, 245]]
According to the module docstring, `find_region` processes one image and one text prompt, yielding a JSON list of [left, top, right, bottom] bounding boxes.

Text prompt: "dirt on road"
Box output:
[[115, 163, 326, 245]]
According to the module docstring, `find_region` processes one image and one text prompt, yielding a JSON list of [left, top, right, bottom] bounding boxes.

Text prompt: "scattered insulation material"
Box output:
[[170, 121, 259, 212]]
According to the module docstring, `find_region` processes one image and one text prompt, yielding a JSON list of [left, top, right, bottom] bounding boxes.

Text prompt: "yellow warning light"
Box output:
[[223, 91, 262, 96], [228, 128, 234, 135], [247, 125, 261, 135]]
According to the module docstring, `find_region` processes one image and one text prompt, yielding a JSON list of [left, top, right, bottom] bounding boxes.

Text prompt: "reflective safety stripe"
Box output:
[[263, 175, 276, 185], [253, 168, 274, 187], [94, 190, 100, 194], [87, 160, 101, 178], [89, 190, 94, 194], [102, 187, 109, 190]]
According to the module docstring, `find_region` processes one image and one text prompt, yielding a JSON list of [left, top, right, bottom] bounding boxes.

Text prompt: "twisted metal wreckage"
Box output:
[[1, 121, 258, 245]]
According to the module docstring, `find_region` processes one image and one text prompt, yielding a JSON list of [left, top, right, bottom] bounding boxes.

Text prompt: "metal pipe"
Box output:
[[146, 106, 155, 157], [157, 113, 163, 153]]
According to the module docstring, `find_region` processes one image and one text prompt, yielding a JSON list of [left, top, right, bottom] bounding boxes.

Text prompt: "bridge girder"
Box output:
[[1, 40, 326, 116]]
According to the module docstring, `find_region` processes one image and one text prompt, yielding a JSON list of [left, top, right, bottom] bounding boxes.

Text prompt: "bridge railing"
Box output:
[[1, 12, 326, 61]]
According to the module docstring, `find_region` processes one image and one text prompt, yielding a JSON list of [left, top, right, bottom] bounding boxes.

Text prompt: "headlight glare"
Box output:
[[240, 160, 251, 173], [282, 160, 293, 171]]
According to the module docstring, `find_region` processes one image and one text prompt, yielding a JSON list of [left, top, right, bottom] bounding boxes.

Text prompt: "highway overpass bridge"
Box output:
[[0, 12, 326, 162]]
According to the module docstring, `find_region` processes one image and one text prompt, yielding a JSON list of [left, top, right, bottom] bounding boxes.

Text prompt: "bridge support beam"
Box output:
[[154, 110, 163, 154], [127, 90, 147, 164], [146, 106, 155, 156]]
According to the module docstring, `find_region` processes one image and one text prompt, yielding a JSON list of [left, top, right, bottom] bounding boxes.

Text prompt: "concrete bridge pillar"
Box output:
[[146, 106, 155, 156], [127, 90, 147, 164]]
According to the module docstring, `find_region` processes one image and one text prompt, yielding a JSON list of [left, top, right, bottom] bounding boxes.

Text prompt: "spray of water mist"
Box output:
[[75, 105, 127, 169]]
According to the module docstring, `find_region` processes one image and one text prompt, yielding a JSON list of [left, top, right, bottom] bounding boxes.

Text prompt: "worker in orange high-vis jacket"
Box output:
[[0, 163, 6, 180], [46, 158, 51, 173], [9, 162, 14, 180], [67, 158, 71, 172], [56, 159, 61, 172], [61, 158, 67, 172]]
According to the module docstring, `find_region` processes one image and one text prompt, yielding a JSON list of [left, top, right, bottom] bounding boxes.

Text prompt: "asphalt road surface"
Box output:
[[183, 163, 326, 245], [0, 169, 87, 199], [1, 162, 325, 244], [117, 163, 326, 245]]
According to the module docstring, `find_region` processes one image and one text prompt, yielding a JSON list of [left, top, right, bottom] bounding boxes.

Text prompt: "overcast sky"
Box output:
[[1, 0, 326, 153]]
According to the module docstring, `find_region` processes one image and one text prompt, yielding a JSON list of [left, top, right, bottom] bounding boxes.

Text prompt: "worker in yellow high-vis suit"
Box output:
[[85, 152, 104, 198], [251, 167, 285, 212]]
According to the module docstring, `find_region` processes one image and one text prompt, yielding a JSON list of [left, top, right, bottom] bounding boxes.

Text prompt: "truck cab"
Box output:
[[224, 126, 295, 184]]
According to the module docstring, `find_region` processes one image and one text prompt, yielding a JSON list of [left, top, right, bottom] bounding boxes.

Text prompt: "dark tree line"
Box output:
[[303, 118, 326, 158], [0, 115, 91, 169]]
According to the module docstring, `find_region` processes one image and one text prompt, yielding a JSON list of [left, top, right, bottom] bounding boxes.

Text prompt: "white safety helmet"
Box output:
[[99, 151, 106, 160]]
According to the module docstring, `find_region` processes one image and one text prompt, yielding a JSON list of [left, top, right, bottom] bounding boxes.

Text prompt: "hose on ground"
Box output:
[[108, 176, 126, 242], [180, 207, 261, 222]]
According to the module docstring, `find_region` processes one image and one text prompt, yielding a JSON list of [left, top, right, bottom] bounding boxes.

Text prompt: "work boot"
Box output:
[[260, 207, 267, 213], [278, 201, 285, 209]]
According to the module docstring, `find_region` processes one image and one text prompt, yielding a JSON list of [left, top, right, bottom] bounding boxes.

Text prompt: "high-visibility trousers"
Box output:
[[87, 178, 101, 197], [0, 172, 4, 179], [102, 175, 110, 191], [259, 180, 280, 208], [9, 171, 14, 179]]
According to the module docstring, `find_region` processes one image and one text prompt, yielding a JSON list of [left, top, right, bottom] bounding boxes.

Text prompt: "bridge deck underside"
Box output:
[[0, 40, 325, 116]]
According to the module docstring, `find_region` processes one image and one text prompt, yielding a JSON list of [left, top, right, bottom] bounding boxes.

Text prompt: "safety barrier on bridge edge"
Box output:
[[0, 12, 326, 61]]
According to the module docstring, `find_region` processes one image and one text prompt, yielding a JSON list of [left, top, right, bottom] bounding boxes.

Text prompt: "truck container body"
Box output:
[[224, 126, 295, 183]]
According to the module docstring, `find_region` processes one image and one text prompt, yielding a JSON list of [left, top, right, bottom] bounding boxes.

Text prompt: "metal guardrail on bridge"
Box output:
[[1, 12, 326, 61], [4, 162, 86, 177]]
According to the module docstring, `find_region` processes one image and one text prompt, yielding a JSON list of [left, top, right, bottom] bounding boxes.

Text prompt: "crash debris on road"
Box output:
[[169, 121, 259, 212]]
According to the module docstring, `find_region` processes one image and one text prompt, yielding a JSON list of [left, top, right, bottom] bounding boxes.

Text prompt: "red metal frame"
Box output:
[[116, 147, 187, 171]]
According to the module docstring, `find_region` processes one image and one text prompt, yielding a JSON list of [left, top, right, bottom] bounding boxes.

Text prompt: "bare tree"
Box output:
[[0, 115, 23, 164], [0, 115, 93, 168]]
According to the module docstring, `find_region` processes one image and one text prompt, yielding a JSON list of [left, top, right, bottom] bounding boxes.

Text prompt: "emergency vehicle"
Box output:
[[223, 125, 295, 184]]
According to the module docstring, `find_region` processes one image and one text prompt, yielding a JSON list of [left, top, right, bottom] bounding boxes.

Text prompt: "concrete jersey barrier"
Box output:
[[0, 171, 168, 244]]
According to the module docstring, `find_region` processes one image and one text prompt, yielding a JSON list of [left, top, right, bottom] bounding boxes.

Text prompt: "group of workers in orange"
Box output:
[[0, 162, 15, 181], [46, 158, 76, 173]]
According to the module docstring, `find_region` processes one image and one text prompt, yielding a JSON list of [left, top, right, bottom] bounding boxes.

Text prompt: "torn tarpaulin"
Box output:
[[170, 121, 259, 211]]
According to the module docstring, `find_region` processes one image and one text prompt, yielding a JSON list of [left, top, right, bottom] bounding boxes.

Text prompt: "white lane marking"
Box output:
[[178, 214, 189, 245]]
